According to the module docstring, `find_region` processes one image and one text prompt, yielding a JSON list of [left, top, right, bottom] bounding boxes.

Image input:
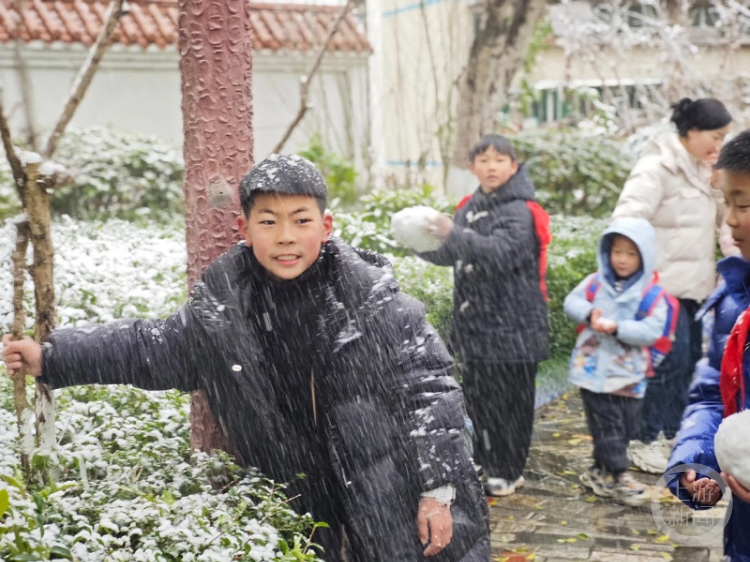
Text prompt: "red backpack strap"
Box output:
[[455, 195, 472, 213], [526, 201, 552, 302], [584, 272, 601, 302]]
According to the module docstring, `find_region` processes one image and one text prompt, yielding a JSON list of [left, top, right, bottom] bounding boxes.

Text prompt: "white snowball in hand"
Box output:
[[598, 318, 617, 330], [715, 409, 750, 490], [390, 206, 444, 253]]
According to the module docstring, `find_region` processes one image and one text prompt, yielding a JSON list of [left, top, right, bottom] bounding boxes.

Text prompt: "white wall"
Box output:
[[0, 42, 370, 175]]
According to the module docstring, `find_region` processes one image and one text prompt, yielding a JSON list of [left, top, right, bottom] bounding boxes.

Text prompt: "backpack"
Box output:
[[582, 271, 680, 377], [455, 196, 551, 301]]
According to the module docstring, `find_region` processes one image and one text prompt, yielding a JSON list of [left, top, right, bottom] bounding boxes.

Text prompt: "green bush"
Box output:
[[334, 184, 455, 257], [298, 133, 359, 207], [51, 127, 185, 221], [511, 129, 631, 218]]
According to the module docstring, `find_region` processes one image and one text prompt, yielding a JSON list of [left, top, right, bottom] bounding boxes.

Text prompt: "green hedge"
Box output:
[[511, 129, 631, 218]]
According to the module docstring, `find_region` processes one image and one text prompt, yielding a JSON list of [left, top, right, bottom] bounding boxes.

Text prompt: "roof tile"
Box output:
[[0, 0, 370, 53]]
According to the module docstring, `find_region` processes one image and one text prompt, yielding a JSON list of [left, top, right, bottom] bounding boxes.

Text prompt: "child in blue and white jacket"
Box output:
[[564, 217, 668, 506]]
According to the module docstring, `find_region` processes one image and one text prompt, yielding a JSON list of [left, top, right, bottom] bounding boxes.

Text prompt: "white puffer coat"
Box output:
[[612, 132, 724, 301]]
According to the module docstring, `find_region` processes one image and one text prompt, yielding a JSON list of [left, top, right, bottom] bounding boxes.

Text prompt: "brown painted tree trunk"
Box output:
[[178, 0, 253, 455], [447, 0, 546, 196]]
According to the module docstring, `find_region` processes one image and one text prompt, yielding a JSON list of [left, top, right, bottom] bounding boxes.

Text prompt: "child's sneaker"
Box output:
[[579, 466, 613, 498], [628, 439, 668, 474], [612, 472, 649, 506], [485, 475, 525, 497]]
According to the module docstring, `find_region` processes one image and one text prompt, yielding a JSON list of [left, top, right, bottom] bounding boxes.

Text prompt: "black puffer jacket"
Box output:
[[40, 239, 489, 561], [421, 165, 550, 363]]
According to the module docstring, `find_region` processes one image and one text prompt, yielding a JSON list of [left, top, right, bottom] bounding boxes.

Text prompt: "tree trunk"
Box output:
[[23, 161, 57, 478], [178, 0, 253, 456], [447, 0, 546, 196], [11, 219, 32, 478]]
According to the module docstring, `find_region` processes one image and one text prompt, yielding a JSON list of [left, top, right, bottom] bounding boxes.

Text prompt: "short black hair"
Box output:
[[468, 134, 516, 163], [715, 130, 750, 174], [239, 154, 327, 217], [670, 98, 732, 136]]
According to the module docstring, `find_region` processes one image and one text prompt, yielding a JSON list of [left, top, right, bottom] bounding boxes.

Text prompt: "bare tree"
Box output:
[[447, 0, 547, 195], [272, 0, 357, 154], [0, 0, 125, 482]]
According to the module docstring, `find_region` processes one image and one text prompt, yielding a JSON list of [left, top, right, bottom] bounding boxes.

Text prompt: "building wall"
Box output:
[[0, 43, 370, 172], [375, 0, 473, 189]]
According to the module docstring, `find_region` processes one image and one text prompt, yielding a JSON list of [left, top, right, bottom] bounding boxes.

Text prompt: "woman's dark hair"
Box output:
[[468, 134, 516, 162], [715, 130, 750, 174], [670, 98, 732, 136]]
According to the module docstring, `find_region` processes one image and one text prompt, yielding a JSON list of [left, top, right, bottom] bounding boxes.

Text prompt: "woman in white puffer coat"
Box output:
[[612, 97, 732, 474]]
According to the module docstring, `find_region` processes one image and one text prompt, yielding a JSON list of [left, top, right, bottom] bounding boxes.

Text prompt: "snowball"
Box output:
[[390, 206, 444, 253], [715, 409, 750, 490], [598, 318, 617, 330]]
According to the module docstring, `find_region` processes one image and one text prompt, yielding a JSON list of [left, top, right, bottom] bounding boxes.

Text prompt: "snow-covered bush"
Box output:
[[511, 129, 632, 218], [0, 127, 185, 222], [0, 217, 325, 560], [51, 127, 185, 221], [298, 133, 359, 208], [334, 184, 454, 257], [0, 379, 326, 561]]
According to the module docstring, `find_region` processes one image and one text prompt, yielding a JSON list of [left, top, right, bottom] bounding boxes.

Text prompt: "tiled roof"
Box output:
[[0, 0, 370, 53]]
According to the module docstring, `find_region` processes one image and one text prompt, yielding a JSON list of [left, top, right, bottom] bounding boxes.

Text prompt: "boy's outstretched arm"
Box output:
[[10, 307, 202, 393], [1, 335, 42, 377]]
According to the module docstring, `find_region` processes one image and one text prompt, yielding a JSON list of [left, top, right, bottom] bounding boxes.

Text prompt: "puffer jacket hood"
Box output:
[[598, 217, 657, 293], [564, 216, 667, 396]]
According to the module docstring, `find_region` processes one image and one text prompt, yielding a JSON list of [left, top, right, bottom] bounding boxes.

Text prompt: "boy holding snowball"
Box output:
[[394, 134, 550, 497]]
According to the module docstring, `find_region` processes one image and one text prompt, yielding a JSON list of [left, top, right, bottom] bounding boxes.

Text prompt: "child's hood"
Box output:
[[597, 217, 657, 292]]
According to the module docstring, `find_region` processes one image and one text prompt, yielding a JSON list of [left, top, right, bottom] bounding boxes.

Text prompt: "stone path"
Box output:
[[488, 392, 728, 562]]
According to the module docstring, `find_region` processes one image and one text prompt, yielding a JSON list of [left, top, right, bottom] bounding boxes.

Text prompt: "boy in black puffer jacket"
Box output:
[[419, 134, 550, 497], [2, 155, 490, 562]]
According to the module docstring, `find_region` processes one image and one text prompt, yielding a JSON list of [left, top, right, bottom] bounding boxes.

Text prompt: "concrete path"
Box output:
[[488, 392, 728, 562]]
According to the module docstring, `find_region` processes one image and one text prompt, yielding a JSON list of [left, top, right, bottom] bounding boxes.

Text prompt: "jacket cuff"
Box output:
[[421, 485, 456, 506]]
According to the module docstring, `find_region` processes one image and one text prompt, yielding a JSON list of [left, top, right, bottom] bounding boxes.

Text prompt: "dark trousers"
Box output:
[[463, 361, 537, 480], [580, 388, 642, 475], [637, 298, 702, 443]]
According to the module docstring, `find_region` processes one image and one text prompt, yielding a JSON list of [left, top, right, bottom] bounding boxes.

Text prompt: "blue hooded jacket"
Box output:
[[564, 217, 667, 396], [667, 255, 750, 562]]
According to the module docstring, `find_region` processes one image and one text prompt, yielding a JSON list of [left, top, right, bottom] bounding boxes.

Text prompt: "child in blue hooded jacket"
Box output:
[[564, 217, 668, 506], [666, 130, 750, 562]]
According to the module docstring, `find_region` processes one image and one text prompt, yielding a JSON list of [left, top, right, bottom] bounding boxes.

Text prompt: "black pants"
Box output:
[[638, 298, 702, 442], [580, 388, 642, 475], [463, 361, 537, 480]]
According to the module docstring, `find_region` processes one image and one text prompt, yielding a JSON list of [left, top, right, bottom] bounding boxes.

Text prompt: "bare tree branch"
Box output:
[[43, 0, 124, 159], [13, 43, 39, 151], [0, 97, 25, 198], [272, 0, 356, 154]]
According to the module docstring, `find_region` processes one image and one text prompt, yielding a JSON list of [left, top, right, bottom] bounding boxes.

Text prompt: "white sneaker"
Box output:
[[485, 475, 525, 497], [612, 472, 649, 506], [628, 440, 668, 474], [658, 432, 676, 457]]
